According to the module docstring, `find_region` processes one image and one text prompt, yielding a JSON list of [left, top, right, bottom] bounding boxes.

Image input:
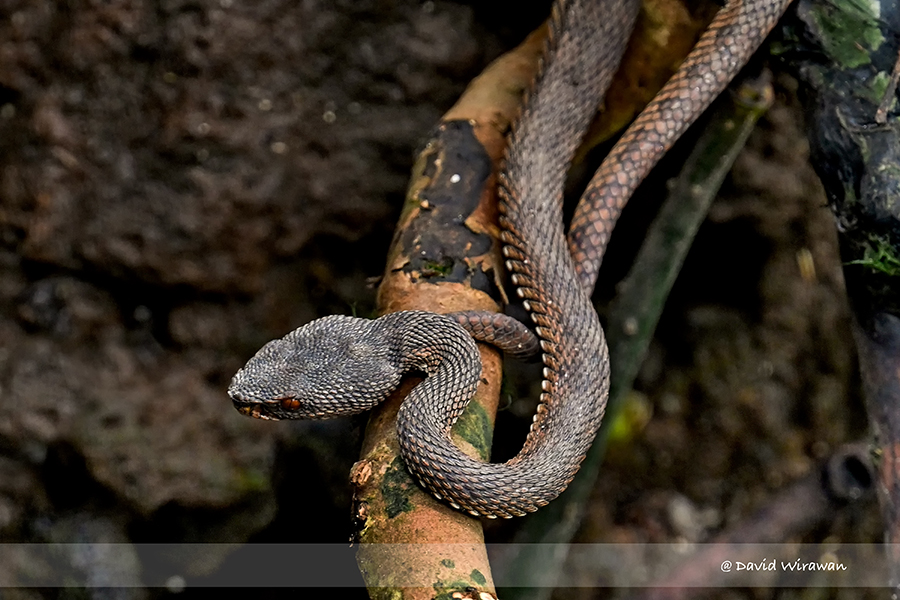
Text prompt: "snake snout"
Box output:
[[227, 385, 282, 421]]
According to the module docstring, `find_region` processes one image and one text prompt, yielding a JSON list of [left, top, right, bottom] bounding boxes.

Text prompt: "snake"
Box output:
[[228, 0, 794, 518]]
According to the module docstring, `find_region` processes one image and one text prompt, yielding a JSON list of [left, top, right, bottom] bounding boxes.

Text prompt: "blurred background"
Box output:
[[0, 0, 880, 598]]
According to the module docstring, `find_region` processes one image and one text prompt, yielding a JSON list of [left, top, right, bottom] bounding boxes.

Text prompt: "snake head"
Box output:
[[228, 315, 404, 420]]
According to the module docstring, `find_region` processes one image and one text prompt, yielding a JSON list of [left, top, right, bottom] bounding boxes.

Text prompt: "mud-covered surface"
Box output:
[[0, 0, 880, 598]]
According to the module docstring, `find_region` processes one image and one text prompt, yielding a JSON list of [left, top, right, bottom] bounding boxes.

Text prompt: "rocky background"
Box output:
[[0, 0, 880, 598]]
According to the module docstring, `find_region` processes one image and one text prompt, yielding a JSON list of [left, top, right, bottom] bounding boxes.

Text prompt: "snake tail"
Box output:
[[567, 0, 795, 290]]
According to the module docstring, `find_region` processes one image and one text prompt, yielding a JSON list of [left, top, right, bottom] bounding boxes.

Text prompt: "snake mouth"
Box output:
[[233, 400, 282, 421], [236, 403, 282, 421], [228, 386, 283, 421]]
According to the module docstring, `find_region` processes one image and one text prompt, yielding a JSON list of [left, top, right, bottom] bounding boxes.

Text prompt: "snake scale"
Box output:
[[228, 0, 793, 518]]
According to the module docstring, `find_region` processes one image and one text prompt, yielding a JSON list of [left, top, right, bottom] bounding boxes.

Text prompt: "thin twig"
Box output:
[[631, 442, 876, 599], [853, 313, 900, 590]]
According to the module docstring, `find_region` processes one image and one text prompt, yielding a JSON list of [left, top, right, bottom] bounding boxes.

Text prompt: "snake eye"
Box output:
[[280, 398, 301, 411]]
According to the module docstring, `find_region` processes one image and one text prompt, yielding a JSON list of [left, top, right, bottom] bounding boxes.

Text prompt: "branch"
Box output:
[[787, 0, 900, 585], [351, 27, 546, 600]]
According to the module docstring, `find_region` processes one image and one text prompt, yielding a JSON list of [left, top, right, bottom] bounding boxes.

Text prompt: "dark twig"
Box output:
[[499, 74, 775, 597], [875, 49, 900, 125]]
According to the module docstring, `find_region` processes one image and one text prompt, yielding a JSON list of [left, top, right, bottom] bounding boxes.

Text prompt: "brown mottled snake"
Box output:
[[228, 0, 793, 518]]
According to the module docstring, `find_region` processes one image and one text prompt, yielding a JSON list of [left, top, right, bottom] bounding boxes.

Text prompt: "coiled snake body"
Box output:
[[228, 0, 793, 518]]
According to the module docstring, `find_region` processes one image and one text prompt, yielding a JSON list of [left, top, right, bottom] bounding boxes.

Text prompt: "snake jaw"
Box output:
[[228, 385, 288, 421], [236, 403, 281, 421]]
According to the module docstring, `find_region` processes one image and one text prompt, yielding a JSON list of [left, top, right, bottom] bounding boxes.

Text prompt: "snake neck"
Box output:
[[384, 311, 483, 400]]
